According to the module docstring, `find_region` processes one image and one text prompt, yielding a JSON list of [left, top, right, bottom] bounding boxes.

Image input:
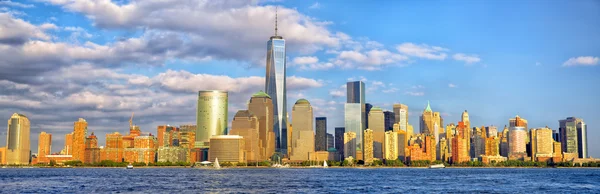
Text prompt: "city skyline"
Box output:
[[0, 0, 599, 158]]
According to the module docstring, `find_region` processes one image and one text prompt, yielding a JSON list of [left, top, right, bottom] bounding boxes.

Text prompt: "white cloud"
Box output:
[[396, 42, 448, 60], [0, 13, 54, 45], [309, 2, 321, 9], [292, 56, 319, 65], [453, 53, 481, 64], [562, 56, 599, 67], [411, 85, 424, 89], [329, 90, 344, 98], [336, 49, 408, 70], [405, 91, 425, 96], [382, 88, 398, 93], [448, 83, 457, 88], [0, 1, 34, 8]]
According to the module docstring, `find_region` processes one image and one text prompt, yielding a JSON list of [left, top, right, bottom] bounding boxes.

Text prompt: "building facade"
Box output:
[[343, 132, 356, 159], [363, 129, 374, 164], [509, 126, 527, 160], [315, 117, 327, 151], [38, 132, 52, 161], [393, 104, 408, 132], [265, 26, 288, 154], [420, 101, 434, 135], [327, 133, 334, 150], [384, 131, 398, 160], [368, 107, 385, 159], [229, 110, 260, 162], [290, 99, 314, 161], [248, 91, 275, 160], [6, 113, 30, 165], [196, 90, 228, 148], [72, 118, 87, 162], [335, 127, 345, 157], [208, 135, 245, 163], [345, 81, 366, 159]]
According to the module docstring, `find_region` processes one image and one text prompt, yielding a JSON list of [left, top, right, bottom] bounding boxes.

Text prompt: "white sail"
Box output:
[[214, 158, 221, 169], [323, 160, 328, 167]]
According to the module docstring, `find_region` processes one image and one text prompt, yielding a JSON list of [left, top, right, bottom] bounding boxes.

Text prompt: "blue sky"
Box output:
[[0, 0, 598, 157]]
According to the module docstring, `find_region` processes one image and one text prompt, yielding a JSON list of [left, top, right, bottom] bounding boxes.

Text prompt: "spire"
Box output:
[[425, 100, 432, 112], [275, 6, 278, 36]]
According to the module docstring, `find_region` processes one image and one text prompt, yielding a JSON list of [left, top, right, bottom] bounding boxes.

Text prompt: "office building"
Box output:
[[509, 126, 527, 160], [315, 117, 327, 151], [533, 127, 554, 160], [365, 103, 373, 128], [345, 81, 366, 159], [485, 136, 500, 156], [84, 133, 100, 164], [363, 129, 374, 164], [265, 16, 288, 154], [124, 135, 157, 164], [327, 133, 334, 150], [196, 90, 228, 148], [384, 131, 398, 160], [461, 110, 471, 151], [393, 104, 409, 132], [397, 128, 407, 162], [157, 146, 187, 163], [368, 107, 385, 159], [343, 132, 356, 159], [100, 132, 124, 162], [5, 113, 30, 165], [248, 91, 276, 160], [486, 126, 498, 138], [38, 132, 51, 161], [61, 132, 73, 155], [335, 127, 345, 157], [499, 126, 509, 157], [383, 111, 395, 131], [577, 121, 587, 158], [452, 122, 470, 164], [209, 135, 245, 163], [290, 99, 314, 161], [559, 117, 583, 157], [229, 110, 260, 161], [72, 118, 87, 162], [419, 101, 434, 135]]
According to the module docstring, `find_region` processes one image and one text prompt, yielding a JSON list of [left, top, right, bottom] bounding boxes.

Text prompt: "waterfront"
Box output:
[[1, 168, 599, 193]]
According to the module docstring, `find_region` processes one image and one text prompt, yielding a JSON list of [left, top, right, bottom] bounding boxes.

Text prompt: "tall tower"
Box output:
[[195, 90, 228, 148], [315, 117, 327, 151], [419, 101, 434, 135], [345, 81, 366, 159], [248, 91, 275, 160], [393, 104, 409, 132], [38, 132, 52, 159], [6, 113, 30, 165], [290, 99, 314, 161], [72, 118, 87, 162], [559, 117, 586, 158], [368, 107, 385, 159], [265, 9, 288, 154]]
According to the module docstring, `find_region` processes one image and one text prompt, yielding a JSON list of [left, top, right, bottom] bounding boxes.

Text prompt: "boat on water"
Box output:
[[323, 160, 328, 168], [126, 163, 134, 169], [429, 164, 445, 169], [213, 158, 221, 169]]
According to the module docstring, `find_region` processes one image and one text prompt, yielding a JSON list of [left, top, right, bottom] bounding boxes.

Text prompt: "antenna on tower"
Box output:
[[275, 6, 278, 36]]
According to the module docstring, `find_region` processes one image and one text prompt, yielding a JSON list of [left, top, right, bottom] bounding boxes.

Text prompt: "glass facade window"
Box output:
[[265, 37, 287, 154], [345, 103, 363, 152]]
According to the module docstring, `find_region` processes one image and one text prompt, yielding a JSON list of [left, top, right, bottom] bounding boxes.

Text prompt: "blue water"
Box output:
[[0, 168, 599, 193]]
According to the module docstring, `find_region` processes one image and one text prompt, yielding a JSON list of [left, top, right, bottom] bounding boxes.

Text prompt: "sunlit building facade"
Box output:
[[384, 131, 398, 160], [38, 132, 52, 161], [368, 107, 385, 159], [290, 99, 314, 161], [6, 113, 30, 165], [229, 110, 260, 162], [196, 90, 228, 148], [393, 104, 409, 132], [345, 81, 365, 159], [509, 126, 527, 160], [343, 132, 356, 159], [363, 129, 374, 164], [208, 135, 245, 163], [265, 29, 288, 154], [248, 91, 275, 160], [72, 118, 87, 162]]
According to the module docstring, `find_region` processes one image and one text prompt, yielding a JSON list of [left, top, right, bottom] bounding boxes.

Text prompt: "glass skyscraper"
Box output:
[[344, 81, 365, 158], [195, 90, 228, 148], [265, 16, 288, 154]]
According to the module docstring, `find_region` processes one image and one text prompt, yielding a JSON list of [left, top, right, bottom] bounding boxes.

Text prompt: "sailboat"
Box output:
[[323, 160, 328, 168], [213, 158, 221, 169]]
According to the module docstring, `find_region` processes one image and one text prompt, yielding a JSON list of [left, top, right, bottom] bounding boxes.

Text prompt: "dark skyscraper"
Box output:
[[345, 81, 366, 158], [265, 11, 288, 154], [315, 117, 327, 151], [365, 103, 373, 129], [384, 111, 395, 131], [327, 133, 334, 150], [335, 127, 345, 156]]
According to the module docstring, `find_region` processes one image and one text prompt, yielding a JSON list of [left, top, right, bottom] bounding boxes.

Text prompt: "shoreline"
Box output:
[[3, 166, 598, 169]]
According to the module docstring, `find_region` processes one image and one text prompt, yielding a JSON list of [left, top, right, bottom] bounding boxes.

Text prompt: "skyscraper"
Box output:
[[229, 110, 260, 161], [363, 129, 374, 164], [84, 132, 100, 164], [38, 132, 51, 160], [365, 103, 373, 129], [344, 132, 356, 159], [345, 81, 366, 159], [533, 127, 553, 160], [335, 127, 345, 157], [6, 113, 30, 165], [290, 99, 314, 161], [509, 126, 527, 160], [461, 110, 471, 152], [393, 104, 409, 132], [384, 131, 398, 160], [315, 117, 327, 151], [265, 11, 288, 154], [383, 111, 395, 131], [368, 107, 385, 159], [62, 132, 73, 155], [559, 117, 587, 158], [452, 122, 469, 164], [72, 118, 87, 162], [196, 90, 228, 148], [419, 101, 434, 135], [248, 91, 275, 160], [326, 133, 334, 150]]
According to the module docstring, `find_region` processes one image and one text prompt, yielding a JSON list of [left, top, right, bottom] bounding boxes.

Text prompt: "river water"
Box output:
[[0, 168, 598, 193]]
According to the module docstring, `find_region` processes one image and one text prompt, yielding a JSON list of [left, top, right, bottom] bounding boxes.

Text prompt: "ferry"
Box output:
[[126, 163, 134, 169]]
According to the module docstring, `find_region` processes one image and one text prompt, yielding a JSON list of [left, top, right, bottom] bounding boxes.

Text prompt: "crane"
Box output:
[[129, 112, 134, 128]]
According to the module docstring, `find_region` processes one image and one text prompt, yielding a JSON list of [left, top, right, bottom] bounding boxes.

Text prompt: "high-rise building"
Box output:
[[419, 101, 434, 135], [499, 126, 509, 157], [209, 135, 245, 163], [5, 113, 30, 165], [383, 111, 395, 131], [533, 127, 553, 160], [461, 110, 471, 152], [315, 117, 327, 151], [62, 132, 73, 155], [393, 104, 409, 132], [100, 132, 124, 162], [38, 132, 51, 160], [343, 132, 356, 159], [365, 103, 373, 129], [384, 131, 398, 160], [433, 112, 442, 143], [196, 90, 228, 148], [229, 110, 260, 161], [368, 107, 385, 159], [265, 13, 288, 154], [124, 135, 157, 164], [509, 126, 527, 160], [397, 127, 407, 162], [345, 81, 366, 159], [363, 129, 374, 164], [439, 137, 449, 162], [485, 136, 500, 156], [452, 121, 470, 164], [559, 117, 580, 156], [290, 99, 314, 161], [486, 126, 498, 138], [84, 133, 100, 164], [509, 115, 528, 129], [248, 91, 275, 160], [335, 127, 345, 157], [157, 125, 167, 147], [577, 121, 587, 158], [326, 133, 334, 150], [72, 118, 87, 162]]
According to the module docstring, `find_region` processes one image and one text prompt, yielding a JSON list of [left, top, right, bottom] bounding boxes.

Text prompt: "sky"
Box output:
[[0, 0, 598, 157]]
